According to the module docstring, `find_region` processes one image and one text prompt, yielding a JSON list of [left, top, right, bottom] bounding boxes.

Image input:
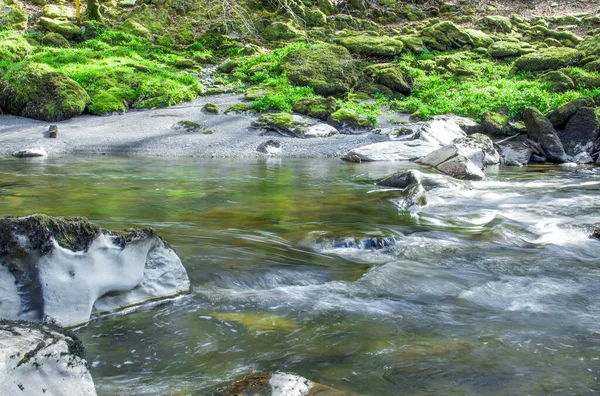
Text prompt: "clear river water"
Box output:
[[1, 156, 600, 395]]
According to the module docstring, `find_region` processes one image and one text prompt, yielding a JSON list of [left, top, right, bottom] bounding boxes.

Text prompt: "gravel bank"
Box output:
[[0, 94, 384, 158]]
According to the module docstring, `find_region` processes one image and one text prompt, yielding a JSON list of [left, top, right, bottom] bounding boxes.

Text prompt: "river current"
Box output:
[[1, 157, 599, 395]]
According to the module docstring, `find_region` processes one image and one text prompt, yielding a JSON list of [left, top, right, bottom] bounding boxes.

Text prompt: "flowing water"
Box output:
[[1, 156, 600, 395]]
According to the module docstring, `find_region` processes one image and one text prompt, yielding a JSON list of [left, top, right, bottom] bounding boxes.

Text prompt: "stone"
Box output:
[[481, 15, 512, 32], [12, 147, 48, 158], [416, 116, 467, 146], [417, 145, 486, 180], [253, 113, 339, 138], [343, 140, 441, 162], [37, 17, 82, 40], [0, 34, 32, 63], [559, 107, 599, 156], [222, 372, 354, 396], [446, 114, 482, 135], [498, 140, 533, 166], [514, 47, 583, 72], [334, 34, 405, 57], [48, 125, 58, 138], [305, 9, 327, 27], [292, 97, 339, 121], [279, 44, 358, 96], [0, 320, 96, 395], [487, 41, 534, 58], [172, 120, 213, 134], [376, 169, 465, 190], [204, 102, 220, 114], [545, 96, 595, 128], [590, 228, 600, 239], [261, 22, 303, 41], [480, 111, 510, 135], [42, 4, 73, 19], [0, 63, 89, 122], [256, 139, 282, 155], [331, 237, 397, 250], [523, 106, 568, 162], [366, 64, 411, 95], [0, 214, 191, 326], [421, 21, 473, 51], [41, 32, 70, 47], [539, 70, 575, 92], [328, 108, 373, 131]]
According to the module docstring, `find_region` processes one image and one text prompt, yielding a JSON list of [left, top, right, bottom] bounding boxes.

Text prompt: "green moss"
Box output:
[[335, 34, 404, 57], [261, 22, 303, 42], [480, 111, 509, 135], [366, 63, 411, 94], [539, 70, 575, 92], [421, 21, 472, 51], [88, 91, 126, 114], [329, 108, 373, 129], [38, 17, 82, 40], [0, 33, 32, 66], [119, 19, 152, 40], [5, 0, 28, 30], [464, 28, 493, 48], [254, 112, 294, 129], [481, 15, 512, 32], [530, 25, 581, 47], [279, 44, 358, 96], [399, 35, 424, 53], [174, 58, 195, 69], [1, 63, 89, 122], [317, 0, 336, 16], [488, 41, 534, 58], [41, 32, 70, 48], [584, 59, 600, 72], [204, 102, 219, 114], [292, 96, 338, 120], [225, 102, 255, 113], [514, 47, 583, 72], [580, 35, 600, 57], [42, 4, 73, 19], [304, 8, 326, 27]]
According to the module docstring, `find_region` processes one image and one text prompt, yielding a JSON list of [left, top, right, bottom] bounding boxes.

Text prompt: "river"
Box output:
[[1, 156, 599, 395]]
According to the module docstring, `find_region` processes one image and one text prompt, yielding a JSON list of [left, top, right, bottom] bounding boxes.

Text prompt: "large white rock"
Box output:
[[0, 215, 191, 327], [0, 320, 96, 395], [344, 117, 468, 162]]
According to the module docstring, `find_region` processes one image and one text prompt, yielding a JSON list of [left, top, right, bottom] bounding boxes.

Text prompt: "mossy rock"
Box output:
[[88, 91, 126, 115], [119, 19, 152, 40], [530, 25, 581, 47], [41, 32, 70, 48], [174, 58, 196, 69], [0, 34, 32, 63], [245, 86, 272, 101], [172, 120, 213, 134], [481, 15, 512, 32], [571, 73, 600, 90], [292, 97, 339, 121], [3, 0, 28, 30], [366, 64, 411, 94], [261, 21, 303, 42], [545, 96, 595, 128], [317, 0, 336, 16], [514, 47, 583, 72], [399, 35, 424, 53], [329, 108, 372, 130], [0, 63, 90, 122], [217, 59, 243, 74], [539, 70, 575, 92], [305, 8, 327, 27], [421, 21, 472, 51], [42, 4, 73, 19], [204, 102, 220, 114], [480, 111, 509, 135], [335, 34, 404, 57], [464, 28, 493, 48], [584, 59, 600, 72], [225, 103, 256, 114], [38, 17, 82, 40], [579, 35, 600, 57], [488, 41, 534, 58], [254, 112, 295, 130], [193, 52, 215, 64], [279, 44, 358, 96]]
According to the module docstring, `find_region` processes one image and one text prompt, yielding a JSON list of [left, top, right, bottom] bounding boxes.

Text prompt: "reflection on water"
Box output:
[[1, 157, 600, 395]]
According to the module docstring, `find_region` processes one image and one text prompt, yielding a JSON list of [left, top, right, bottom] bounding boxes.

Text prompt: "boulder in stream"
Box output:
[[222, 372, 355, 396], [0, 319, 96, 395], [0, 214, 191, 327], [498, 139, 534, 166], [523, 107, 568, 163]]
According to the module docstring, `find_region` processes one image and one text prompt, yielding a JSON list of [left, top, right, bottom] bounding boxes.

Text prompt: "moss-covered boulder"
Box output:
[[0, 34, 32, 63], [579, 35, 600, 57], [480, 111, 510, 135], [317, 0, 336, 15], [88, 91, 126, 115], [42, 4, 73, 19], [279, 44, 358, 96], [545, 96, 595, 128], [584, 59, 600, 72], [421, 21, 473, 51], [119, 19, 152, 40], [204, 102, 220, 114], [514, 47, 583, 72], [292, 97, 339, 121], [261, 21, 303, 42], [329, 108, 372, 130], [335, 34, 404, 57], [523, 106, 567, 162], [464, 28, 493, 48], [38, 17, 82, 40], [41, 32, 70, 47], [0, 0, 28, 30], [366, 64, 411, 95], [399, 35, 424, 53], [487, 41, 534, 58], [481, 15, 512, 32], [305, 8, 327, 27], [539, 70, 575, 92], [0, 63, 90, 122]]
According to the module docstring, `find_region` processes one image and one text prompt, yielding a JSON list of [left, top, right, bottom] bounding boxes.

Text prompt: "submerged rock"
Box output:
[[0, 319, 96, 395], [222, 372, 354, 396], [377, 169, 466, 190], [523, 106, 568, 162], [0, 214, 190, 327], [331, 237, 397, 250]]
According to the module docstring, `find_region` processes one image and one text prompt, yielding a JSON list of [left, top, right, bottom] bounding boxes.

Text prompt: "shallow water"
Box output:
[[1, 157, 600, 395]]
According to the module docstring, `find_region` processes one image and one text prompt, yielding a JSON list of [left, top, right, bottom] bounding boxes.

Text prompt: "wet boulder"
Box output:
[[514, 47, 583, 72], [222, 372, 355, 396], [0, 63, 89, 122], [377, 169, 467, 190], [0, 214, 191, 327], [559, 107, 599, 156], [480, 111, 511, 136], [545, 96, 595, 128], [12, 147, 48, 158], [498, 139, 534, 166], [523, 106, 568, 162], [279, 44, 358, 96], [0, 320, 96, 395], [331, 236, 397, 250]]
